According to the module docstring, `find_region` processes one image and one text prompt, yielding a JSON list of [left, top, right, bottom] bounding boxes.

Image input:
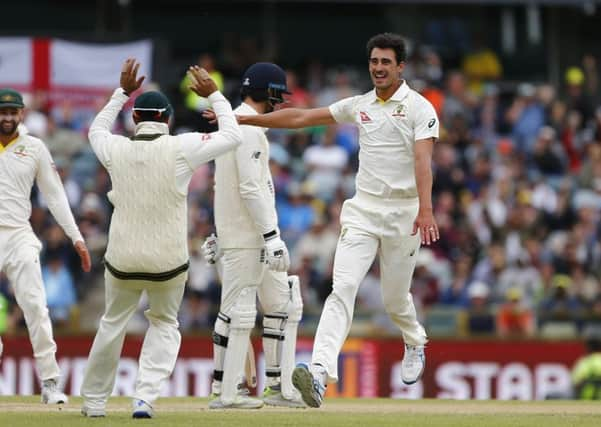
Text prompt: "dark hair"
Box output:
[[366, 33, 407, 64], [240, 87, 268, 103], [133, 110, 170, 123]]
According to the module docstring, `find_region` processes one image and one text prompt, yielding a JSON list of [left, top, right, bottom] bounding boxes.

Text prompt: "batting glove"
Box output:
[[263, 231, 290, 272], [201, 233, 223, 264]]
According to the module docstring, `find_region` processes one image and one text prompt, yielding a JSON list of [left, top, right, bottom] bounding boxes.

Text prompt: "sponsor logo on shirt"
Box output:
[[201, 134, 211, 141], [428, 118, 436, 128], [252, 151, 262, 160], [359, 111, 372, 123], [392, 104, 407, 118]]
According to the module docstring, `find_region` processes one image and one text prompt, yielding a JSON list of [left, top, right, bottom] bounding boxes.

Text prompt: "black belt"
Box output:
[[104, 259, 189, 282]]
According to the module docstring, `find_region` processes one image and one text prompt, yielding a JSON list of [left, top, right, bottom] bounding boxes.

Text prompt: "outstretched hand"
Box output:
[[188, 66, 218, 98], [120, 58, 145, 95]]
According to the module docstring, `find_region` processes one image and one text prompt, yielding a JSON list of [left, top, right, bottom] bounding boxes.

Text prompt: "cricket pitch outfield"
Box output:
[[1, 396, 600, 426]]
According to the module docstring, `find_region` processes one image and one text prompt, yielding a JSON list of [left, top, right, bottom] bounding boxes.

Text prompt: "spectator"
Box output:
[[531, 126, 566, 177], [303, 126, 349, 202], [42, 251, 77, 326], [507, 83, 545, 154], [277, 181, 315, 248], [496, 287, 536, 338], [539, 274, 586, 328], [465, 281, 495, 335]]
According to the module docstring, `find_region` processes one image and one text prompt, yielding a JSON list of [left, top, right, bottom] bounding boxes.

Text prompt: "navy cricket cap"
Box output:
[[0, 88, 25, 108], [133, 91, 172, 117], [242, 63, 290, 94]]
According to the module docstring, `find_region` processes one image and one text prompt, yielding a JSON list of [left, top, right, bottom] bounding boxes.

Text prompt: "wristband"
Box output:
[[263, 230, 278, 240]]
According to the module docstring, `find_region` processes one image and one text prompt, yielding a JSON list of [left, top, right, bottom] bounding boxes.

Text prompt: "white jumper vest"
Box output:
[[104, 134, 188, 275]]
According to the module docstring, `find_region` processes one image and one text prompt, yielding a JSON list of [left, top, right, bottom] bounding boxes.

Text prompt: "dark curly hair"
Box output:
[[366, 33, 407, 64]]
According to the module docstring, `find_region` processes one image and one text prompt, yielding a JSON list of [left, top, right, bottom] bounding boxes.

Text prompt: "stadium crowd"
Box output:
[[1, 40, 600, 340]]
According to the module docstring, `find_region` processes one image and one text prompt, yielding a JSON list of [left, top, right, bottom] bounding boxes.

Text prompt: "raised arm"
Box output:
[[88, 58, 145, 166], [180, 66, 242, 168], [238, 107, 336, 129]]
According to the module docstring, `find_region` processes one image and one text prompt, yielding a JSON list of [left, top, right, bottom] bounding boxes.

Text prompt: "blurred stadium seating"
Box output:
[[0, 1, 600, 343]]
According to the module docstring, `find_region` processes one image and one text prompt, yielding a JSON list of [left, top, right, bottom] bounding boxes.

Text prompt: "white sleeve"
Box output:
[[414, 96, 439, 141], [328, 96, 357, 124], [88, 88, 129, 168], [236, 127, 278, 235], [36, 144, 83, 243], [180, 92, 242, 170]]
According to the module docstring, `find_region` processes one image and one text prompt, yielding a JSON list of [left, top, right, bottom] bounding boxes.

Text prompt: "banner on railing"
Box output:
[[0, 336, 584, 399]]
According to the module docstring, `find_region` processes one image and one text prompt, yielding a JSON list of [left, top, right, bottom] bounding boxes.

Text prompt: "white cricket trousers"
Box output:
[[312, 191, 427, 382], [0, 226, 60, 381], [81, 269, 186, 407], [258, 270, 291, 313], [219, 248, 265, 315]]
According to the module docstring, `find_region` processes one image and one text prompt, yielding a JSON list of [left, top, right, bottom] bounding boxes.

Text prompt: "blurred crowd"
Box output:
[[1, 41, 600, 340]]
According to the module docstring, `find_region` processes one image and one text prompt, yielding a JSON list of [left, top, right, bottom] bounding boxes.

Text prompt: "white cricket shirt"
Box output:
[[329, 81, 439, 198], [0, 133, 82, 243], [88, 88, 242, 272], [214, 102, 278, 249]]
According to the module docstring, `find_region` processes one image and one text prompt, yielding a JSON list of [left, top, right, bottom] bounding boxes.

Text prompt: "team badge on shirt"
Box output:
[[359, 111, 372, 123], [392, 104, 407, 118], [14, 145, 28, 157]]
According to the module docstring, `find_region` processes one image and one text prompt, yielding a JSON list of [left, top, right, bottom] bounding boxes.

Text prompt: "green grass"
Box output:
[[1, 396, 600, 426]]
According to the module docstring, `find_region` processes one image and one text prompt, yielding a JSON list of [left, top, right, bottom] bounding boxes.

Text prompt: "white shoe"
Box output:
[[208, 394, 264, 409], [401, 344, 425, 385], [41, 379, 68, 404], [292, 363, 326, 408], [262, 384, 306, 408], [132, 399, 154, 418], [81, 404, 106, 417]]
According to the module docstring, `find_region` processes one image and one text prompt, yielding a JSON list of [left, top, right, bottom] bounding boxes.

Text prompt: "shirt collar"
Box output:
[[134, 121, 169, 136], [236, 102, 268, 134], [370, 80, 410, 105], [0, 134, 20, 154]]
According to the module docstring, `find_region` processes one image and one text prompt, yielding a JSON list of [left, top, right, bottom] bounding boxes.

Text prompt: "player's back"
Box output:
[[105, 135, 188, 273]]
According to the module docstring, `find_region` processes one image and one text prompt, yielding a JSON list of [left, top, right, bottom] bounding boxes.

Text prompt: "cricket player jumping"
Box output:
[[0, 89, 91, 404], [203, 62, 304, 409], [80, 59, 242, 418], [237, 33, 440, 407]]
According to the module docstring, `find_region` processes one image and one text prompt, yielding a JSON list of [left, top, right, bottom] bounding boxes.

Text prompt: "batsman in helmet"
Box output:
[[203, 62, 305, 409]]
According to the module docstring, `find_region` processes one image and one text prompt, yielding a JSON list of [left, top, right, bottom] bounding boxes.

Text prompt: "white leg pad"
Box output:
[[211, 312, 230, 394], [221, 287, 257, 405], [281, 275, 303, 399], [263, 312, 287, 384]]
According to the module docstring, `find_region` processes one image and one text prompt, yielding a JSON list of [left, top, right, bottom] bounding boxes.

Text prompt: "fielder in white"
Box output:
[[80, 59, 242, 418], [238, 33, 440, 407], [0, 88, 91, 404], [202, 63, 304, 409]]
